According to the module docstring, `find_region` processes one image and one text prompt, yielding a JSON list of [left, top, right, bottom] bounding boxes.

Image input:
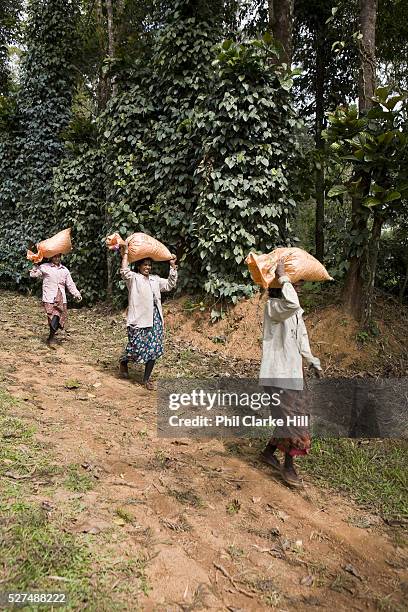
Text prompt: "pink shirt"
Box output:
[[30, 263, 81, 304]]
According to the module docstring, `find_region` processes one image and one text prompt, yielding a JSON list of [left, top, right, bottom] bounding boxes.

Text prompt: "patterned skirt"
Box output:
[[269, 433, 311, 457], [43, 289, 68, 329], [122, 304, 164, 364], [265, 386, 311, 457]]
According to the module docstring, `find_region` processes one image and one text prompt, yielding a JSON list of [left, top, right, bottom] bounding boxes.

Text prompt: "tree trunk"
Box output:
[[341, 193, 369, 320], [342, 0, 377, 320], [95, 0, 120, 301], [314, 26, 325, 262], [104, 0, 119, 301], [268, 0, 274, 31], [315, 167, 325, 261], [268, 0, 295, 66], [105, 0, 117, 97], [359, 0, 377, 113], [363, 211, 383, 327], [95, 0, 108, 112], [105, 0, 115, 56]]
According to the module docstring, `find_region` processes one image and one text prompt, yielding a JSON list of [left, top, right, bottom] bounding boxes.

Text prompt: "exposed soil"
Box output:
[[166, 291, 408, 376], [1, 289, 407, 610]]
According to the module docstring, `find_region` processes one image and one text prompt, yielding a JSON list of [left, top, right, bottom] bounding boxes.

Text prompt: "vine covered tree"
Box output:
[[268, 0, 295, 65], [0, 0, 79, 288], [193, 37, 303, 300]]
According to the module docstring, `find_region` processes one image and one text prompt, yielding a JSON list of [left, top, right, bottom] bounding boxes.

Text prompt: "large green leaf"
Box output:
[[363, 196, 382, 207], [375, 86, 390, 102], [327, 185, 348, 198], [384, 191, 401, 203]]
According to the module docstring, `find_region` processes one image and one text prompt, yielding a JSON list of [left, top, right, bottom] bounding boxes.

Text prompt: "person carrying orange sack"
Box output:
[[259, 259, 323, 488], [27, 228, 72, 264], [119, 239, 177, 390], [29, 253, 82, 348]]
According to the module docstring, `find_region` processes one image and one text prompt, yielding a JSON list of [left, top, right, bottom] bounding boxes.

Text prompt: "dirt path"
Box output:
[[1, 291, 407, 610]]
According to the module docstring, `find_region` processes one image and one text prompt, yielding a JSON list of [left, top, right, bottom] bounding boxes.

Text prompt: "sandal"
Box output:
[[281, 466, 303, 488], [144, 380, 155, 391], [260, 451, 281, 473], [119, 361, 129, 379]]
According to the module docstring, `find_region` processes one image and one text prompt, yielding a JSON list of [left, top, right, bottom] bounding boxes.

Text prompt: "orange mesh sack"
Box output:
[[27, 228, 72, 264], [106, 232, 172, 263], [245, 247, 333, 289]]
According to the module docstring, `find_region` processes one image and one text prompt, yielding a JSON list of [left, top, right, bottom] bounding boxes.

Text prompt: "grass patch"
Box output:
[[303, 439, 408, 520], [373, 594, 407, 612], [115, 507, 134, 524], [226, 499, 241, 515], [224, 441, 246, 456], [226, 544, 245, 560], [243, 576, 281, 607], [0, 390, 54, 485], [0, 501, 93, 603], [0, 386, 148, 610], [161, 515, 192, 532], [0, 389, 94, 608], [247, 527, 280, 541], [133, 554, 152, 597], [64, 465, 94, 493], [150, 449, 172, 469], [168, 488, 204, 508], [64, 378, 81, 390]]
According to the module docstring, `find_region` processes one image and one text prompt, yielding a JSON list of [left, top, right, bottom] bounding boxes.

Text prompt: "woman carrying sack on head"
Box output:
[[29, 253, 82, 348], [119, 239, 177, 389], [259, 259, 323, 488]]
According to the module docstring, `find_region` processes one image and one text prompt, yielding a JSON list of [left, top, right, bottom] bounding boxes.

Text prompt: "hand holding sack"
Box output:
[[245, 247, 333, 288], [27, 228, 72, 264], [106, 232, 172, 263]]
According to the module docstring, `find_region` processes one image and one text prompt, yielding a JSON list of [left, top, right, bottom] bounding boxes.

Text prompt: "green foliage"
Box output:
[[377, 0, 408, 89], [64, 464, 94, 492], [324, 88, 408, 257], [376, 214, 408, 302], [193, 37, 303, 300], [97, 15, 302, 301], [54, 146, 107, 303], [99, 7, 219, 295], [0, 0, 79, 290], [0, 92, 16, 132], [1, 0, 303, 303], [293, 0, 358, 118]]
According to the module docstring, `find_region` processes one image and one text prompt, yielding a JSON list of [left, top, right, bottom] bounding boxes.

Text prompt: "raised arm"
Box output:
[[29, 265, 43, 279], [158, 256, 178, 292], [119, 239, 135, 282], [267, 260, 300, 322]]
